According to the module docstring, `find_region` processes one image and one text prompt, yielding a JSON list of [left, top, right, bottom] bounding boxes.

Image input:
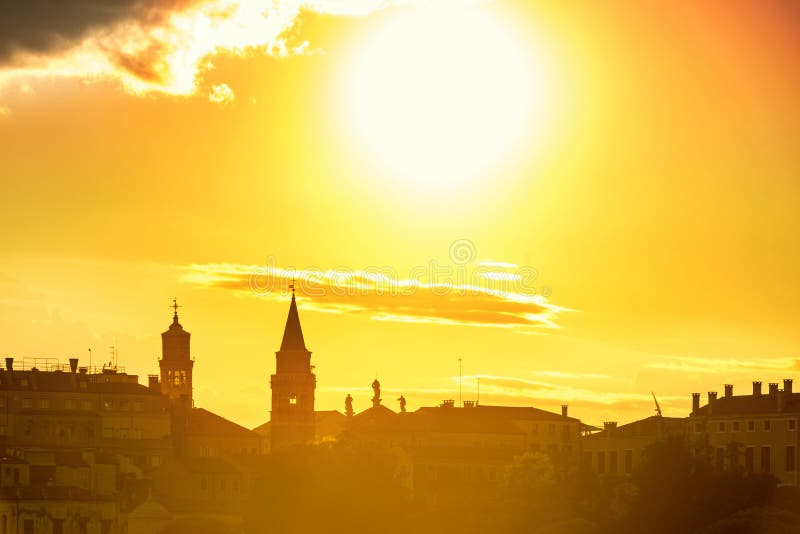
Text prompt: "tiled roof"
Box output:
[[252, 410, 346, 435], [585, 416, 686, 439], [185, 408, 261, 439], [692, 392, 800, 416]]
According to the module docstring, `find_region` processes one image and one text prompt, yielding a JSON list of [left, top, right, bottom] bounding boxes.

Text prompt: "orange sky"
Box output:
[[1, 0, 799, 428]]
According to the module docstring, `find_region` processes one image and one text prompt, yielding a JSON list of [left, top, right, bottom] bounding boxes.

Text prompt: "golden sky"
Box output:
[[1, 0, 799, 428]]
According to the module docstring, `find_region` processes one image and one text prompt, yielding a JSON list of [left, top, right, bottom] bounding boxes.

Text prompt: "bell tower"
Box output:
[[270, 288, 316, 450], [159, 299, 194, 404]]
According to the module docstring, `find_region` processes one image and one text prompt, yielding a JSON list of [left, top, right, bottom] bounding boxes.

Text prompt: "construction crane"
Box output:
[[652, 391, 662, 417]]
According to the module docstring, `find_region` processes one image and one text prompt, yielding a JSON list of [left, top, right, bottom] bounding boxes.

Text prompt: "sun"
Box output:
[[343, 4, 544, 190]]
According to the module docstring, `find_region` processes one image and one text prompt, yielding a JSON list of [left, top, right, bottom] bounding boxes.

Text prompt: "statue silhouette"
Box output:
[[372, 379, 381, 407], [345, 394, 354, 417]]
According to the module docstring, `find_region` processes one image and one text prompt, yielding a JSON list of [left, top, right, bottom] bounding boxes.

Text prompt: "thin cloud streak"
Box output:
[[646, 355, 799, 375], [180, 262, 564, 330]]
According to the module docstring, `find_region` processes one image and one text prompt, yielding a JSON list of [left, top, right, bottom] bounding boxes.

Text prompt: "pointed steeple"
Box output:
[[280, 292, 307, 351]]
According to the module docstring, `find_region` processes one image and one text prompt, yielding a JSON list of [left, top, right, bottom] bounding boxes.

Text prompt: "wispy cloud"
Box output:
[[0, 0, 430, 99], [646, 355, 799, 375], [180, 261, 564, 330]]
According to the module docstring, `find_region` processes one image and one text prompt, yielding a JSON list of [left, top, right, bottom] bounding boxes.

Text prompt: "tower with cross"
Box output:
[[270, 287, 316, 450], [159, 298, 194, 404]]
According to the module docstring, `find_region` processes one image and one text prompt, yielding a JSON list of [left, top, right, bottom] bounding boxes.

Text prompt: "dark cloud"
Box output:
[[0, 0, 191, 61]]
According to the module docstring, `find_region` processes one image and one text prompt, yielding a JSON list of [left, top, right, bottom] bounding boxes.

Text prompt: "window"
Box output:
[[102, 400, 113, 410], [745, 447, 755, 472], [597, 452, 606, 474], [289, 395, 297, 405], [747, 421, 755, 432], [582, 451, 592, 468], [761, 446, 771, 473], [22, 398, 32, 409], [609, 451, 618, 473], [787, 446, 796, 472], [81, 400, 92, 410], [23, 519, 33, 534], [764, 420, 772, 432], [0, 397, 6, 408], [717, 422, 726, 433], [548, 424, 555, 434], [64, 399, 75, 410], [119, 400, 130, 410], [151, 455, 161, 467], [37, 399, 49, 409], [789, 419, 797, 431], [52, 519, 64, 534], [532, 424, 539, 435], [694, 422, 702, 433], [624, 450, 633, 474], [134, 401, 144, 412], [732, 422, 740, 432], [102, 428, 112, 438]]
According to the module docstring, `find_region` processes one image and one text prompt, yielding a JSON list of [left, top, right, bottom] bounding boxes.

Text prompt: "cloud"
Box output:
[[0, 0, 185, 60], [208, 82, 234, 104], [180, 261, 565, 330], [646, 355, 798, 375], [0, 0, 423, 98]]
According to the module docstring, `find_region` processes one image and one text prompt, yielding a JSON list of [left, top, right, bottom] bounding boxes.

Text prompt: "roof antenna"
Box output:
[[476, 376, 480, 406]]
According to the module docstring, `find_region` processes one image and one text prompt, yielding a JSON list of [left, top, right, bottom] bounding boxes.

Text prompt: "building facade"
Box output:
[[689, 380, 800, 485], [581, 416, 686, 476]]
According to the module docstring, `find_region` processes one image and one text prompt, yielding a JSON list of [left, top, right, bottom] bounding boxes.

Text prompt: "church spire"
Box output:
[[280, 290, 306, 351], [171, 297, 182, 327]]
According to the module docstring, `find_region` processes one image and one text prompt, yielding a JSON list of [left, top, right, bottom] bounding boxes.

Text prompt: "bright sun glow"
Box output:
[[345, 4, 543, 189]]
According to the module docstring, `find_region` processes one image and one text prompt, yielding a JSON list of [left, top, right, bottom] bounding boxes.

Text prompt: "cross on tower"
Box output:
[[171, 298, 182, 317], [289, 277, 296, 295]]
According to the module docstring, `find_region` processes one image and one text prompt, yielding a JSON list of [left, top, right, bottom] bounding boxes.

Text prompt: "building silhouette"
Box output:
[[6, 291, 800, 532], [269, 289, 316, 450], [688, 380, 800, 485], [159, 299, 194, 404]]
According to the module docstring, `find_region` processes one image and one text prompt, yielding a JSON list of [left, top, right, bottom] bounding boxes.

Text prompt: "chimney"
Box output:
[[5, 357, 13, 372], [785, 379, 794, 394], [724, 384, 733, 397], [148, 375, 160, 391], [441, 400, 454, 408], [604, 421, 617, 434], [708, 391, 717, 404], [769, 382, 779, 395], [692, 392, 700, 412], [463, 400, 475, 408], [753, 381, 762, 396], [69, 358, 79, 373], [561, 404, 569, 417]]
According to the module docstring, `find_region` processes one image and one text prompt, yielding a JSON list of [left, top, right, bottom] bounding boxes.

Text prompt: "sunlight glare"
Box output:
[[344, 4, 544, 189]]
